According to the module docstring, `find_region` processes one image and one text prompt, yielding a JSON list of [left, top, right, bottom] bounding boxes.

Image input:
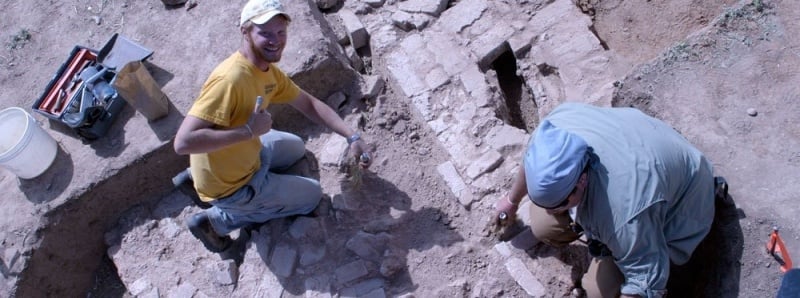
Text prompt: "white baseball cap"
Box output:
[[240, 0, 291, 27]]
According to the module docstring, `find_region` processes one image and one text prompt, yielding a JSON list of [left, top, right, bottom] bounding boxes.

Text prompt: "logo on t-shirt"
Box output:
[[264, 84, 275, 95]]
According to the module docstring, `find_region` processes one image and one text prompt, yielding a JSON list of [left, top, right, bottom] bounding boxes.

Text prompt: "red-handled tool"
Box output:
[[767, 227, 793, 273]]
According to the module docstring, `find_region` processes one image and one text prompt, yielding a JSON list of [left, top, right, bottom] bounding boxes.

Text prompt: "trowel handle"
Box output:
[[255, 96, 263, 112]]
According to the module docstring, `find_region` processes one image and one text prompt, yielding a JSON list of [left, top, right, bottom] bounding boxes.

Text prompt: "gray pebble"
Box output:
[[747, 108, 758, 117]]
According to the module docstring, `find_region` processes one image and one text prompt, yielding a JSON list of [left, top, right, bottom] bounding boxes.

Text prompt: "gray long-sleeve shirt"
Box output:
[[545, 103, 715, 297]]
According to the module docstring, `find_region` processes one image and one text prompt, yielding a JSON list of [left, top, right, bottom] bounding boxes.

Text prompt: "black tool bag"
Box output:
[[32, 34, 152, 140]]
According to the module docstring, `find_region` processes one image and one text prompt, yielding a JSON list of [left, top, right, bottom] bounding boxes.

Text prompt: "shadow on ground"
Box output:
[[668, 193, 743, 297]]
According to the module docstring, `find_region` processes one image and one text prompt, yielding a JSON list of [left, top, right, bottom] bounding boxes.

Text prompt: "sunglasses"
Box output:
[[531, 186, 577, 210]]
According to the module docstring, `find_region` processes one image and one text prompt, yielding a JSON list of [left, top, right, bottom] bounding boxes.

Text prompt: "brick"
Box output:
[[504, 258, 546, 297]]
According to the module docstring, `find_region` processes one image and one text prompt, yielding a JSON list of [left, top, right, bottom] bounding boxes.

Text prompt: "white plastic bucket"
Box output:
[[0, 107, 58, 179]]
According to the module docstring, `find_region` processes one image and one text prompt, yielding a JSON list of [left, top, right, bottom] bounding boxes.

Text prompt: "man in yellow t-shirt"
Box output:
[[174, 0, 373, 252]]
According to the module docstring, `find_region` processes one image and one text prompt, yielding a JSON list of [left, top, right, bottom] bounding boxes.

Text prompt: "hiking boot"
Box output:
[[714, 176, 729, 200], [187, 213, 232, 253], [172, 168, 211, 209], [714, 176, 734, 207]]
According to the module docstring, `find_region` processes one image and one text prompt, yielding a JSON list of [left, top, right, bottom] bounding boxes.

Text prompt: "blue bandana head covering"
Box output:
[[524, 120, 589, 208]]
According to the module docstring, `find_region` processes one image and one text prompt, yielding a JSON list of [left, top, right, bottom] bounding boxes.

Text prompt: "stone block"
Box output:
[[364, 0, 385, 8], [345, 231, 388, 261], [504, 258, 545, 297], [386, 51, 428, 98], [411, 13, 433, 31], [280, 0, 359, 99], [270, 244, 297, 278], [362, 75, 385, 100], [410, 92, 434, 121], [459, 67, 492, 101], [398, 0, 449, 16], [129, 277, 154, 296], [305, 275, 333, 297], [361, 287, 387, 298], [425, 32, 471, 77], [339, 278, 385, 297], [335, 260, 369, 285], [425, 67, 450, 90], [508, 28, 537, 58], [339, 9, 369, 49], [465, 149, 504, 180], [248, 228, 272, 261], [345, 46, 364, 72], [300, 244, 327, 266], [436, 161, 474, 207], [140, 288, 160, 298], [437, 0, 487, 33], [159, 218, 181, 239], [212, 259, 238, 286], [320, 135, 349, 168], [1, 247, 20, 277], [391, 10, 415, 31], [290, 217, 321, 239], [494, 242, 512, 257], [167, 282, 198, 298], [473, 39, 512, 73], [485, 124, 529, 153], [315, 0, 339, 10]]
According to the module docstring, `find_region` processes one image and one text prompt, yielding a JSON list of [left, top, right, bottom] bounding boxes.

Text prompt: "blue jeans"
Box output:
[[206, 130, 322, 235], [779, 269, 800, 298]]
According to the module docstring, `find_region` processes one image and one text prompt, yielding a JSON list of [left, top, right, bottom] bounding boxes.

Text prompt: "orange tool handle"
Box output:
[[767, 229, 793, 273]]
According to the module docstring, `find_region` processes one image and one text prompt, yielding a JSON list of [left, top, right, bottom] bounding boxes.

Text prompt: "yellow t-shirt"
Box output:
[[188, 52, 300, 201]]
